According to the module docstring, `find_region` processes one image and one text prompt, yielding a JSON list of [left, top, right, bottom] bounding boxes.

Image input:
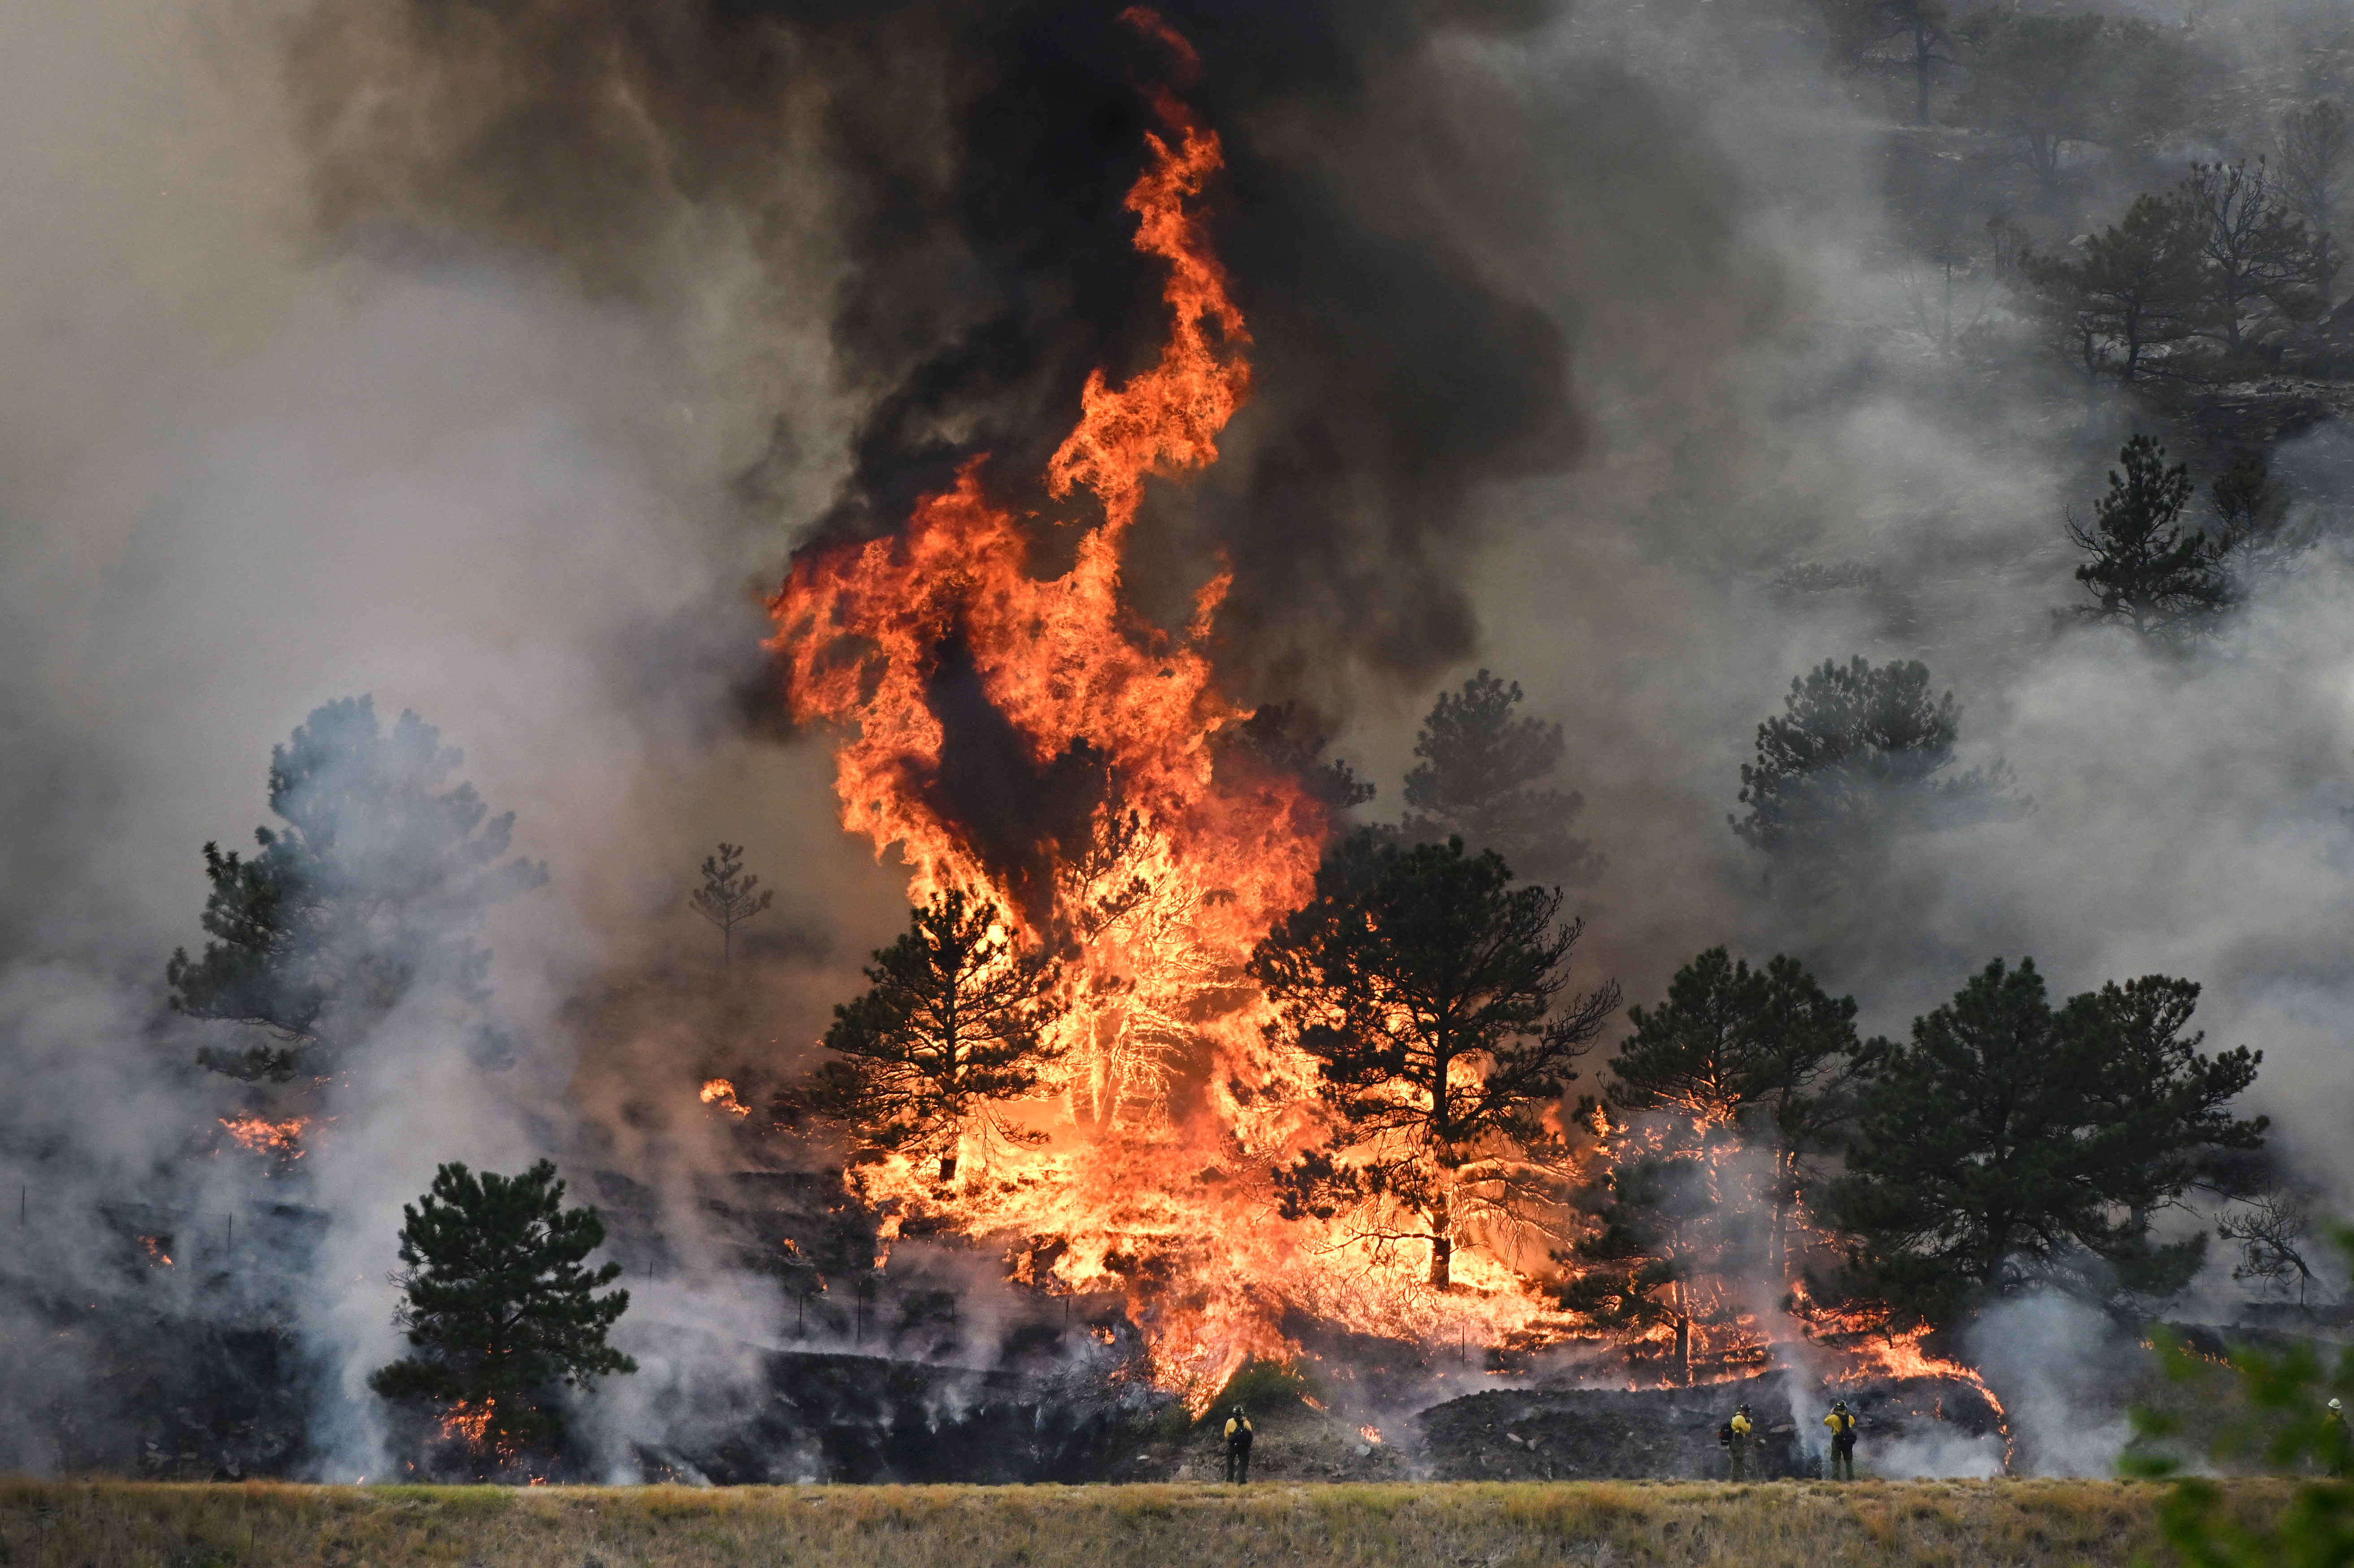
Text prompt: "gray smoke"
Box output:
[[0, 0, 2349, 1481]]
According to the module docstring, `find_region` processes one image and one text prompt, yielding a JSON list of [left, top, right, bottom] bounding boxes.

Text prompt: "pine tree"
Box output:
[[2067, 435, 2231, 637], [1399, 671, 1600, 886], [1604, 948, 1863, 1285], [811, 887, 1066, 1186], [688, 842, 775, 968], [2019, 194, 2209, 389], [1948, 13, 2187, 192], [168, 697, 547, 1081], [1732, 656, 2015, 860], [2211, 451, 2299, 580], [1828, 958, 2264, 1328], [1820, 0, 1954, 124], [1250, 832, 1619, 1289], [370, 1160, 635, 1455], [2276, 98, 2346, 294], [1562, 1134, 1736, 1384]]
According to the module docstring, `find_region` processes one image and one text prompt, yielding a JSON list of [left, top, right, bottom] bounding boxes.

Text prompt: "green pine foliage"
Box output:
[[167, 697, 547, 1081], [810, 886, 1066, 1186], [1399, 671, 1601, 886], [2067, 435, 2232, 637], [1604, 949, 1865, 1281], [1732, 656, 2017, 859], [1561, 950, 1861, 1378], [1827, 958, 2265, 1328], [369, 1160, 635, 1452], [2019, 194, 2209, 388], [1249, 831, 1619, 1289]]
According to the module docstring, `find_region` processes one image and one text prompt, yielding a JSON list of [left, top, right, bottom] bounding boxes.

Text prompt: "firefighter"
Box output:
[[2326, 1397, 2347, 1479], [1223, 1406, 1255, 1484], [1727, 1403, 1755, 1481], [1824, 1399, 1858, 1481]]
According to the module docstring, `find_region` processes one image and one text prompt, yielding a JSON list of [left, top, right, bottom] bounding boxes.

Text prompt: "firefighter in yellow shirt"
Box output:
[[1726, 1403, 1754, 1481], [1824, 1400, 1858, 1481], [1222, 1407, 1254, 1483]]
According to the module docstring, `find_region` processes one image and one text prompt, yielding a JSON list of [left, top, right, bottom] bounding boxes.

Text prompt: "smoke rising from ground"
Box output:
[[0, 0, 2348, 1480]]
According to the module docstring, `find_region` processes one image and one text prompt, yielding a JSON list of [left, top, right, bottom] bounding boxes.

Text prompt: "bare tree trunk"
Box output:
[[1672, 1277, 1692, 1386], [1770, 1147, 1791, 1286], [939, 1155, 958, 1185]]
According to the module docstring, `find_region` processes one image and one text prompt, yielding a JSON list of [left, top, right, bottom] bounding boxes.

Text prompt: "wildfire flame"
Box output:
[[766, 13, 1389, 1402], [441, 1400, 495, 1446], [760, 12, 1998, 1416], [220, 1113, 308, 1159], [138, 1235, 173, 1267], [701, 1079, 751, 1118]]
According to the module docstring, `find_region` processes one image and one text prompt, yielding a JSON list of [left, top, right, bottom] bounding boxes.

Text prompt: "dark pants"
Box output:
[[1728, 1440, 1750, 1481], [1225, 1444, 1251, 1483], [1831, 1437, 1855, 1481]]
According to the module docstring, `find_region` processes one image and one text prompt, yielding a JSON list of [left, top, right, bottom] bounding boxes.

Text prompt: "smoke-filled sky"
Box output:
[[1, 0, 2350, 1477]]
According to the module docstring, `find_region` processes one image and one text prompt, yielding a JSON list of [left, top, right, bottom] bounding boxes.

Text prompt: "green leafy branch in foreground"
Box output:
[[2126, 1224, 2354, 1568]]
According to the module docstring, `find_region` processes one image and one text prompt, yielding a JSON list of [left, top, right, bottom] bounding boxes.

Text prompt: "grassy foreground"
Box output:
[[0, 1477, 2292, 1568]]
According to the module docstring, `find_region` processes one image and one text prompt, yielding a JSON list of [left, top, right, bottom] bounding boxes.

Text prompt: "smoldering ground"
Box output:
[[0, 0, 2349, 1481]]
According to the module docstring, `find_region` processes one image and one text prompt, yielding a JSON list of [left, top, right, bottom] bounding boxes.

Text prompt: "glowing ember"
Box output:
[[1359, 1425, 1383, 1445], [441, 1400, 495, 1445], [138, 1236, 173, 1266], [219, 1113, 308, 1159], [700, 1079, 751, 1118]]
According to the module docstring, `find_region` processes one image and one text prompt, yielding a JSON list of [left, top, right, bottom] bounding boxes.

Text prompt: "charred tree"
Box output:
[[167, 696, 547, 1082], [1251, 832, 1619, 1289], [2179, 161, 2322, 358], [688, 841, 776, 969], [811, 886, 1066, 1186], [370, 1160, 634, 1462], [1827, 958, 2264, 1328], [1399, 670, 1601, 887]]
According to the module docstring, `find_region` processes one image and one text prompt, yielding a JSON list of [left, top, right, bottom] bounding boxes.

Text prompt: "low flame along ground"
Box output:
[[757, 13, 1978, 1418]]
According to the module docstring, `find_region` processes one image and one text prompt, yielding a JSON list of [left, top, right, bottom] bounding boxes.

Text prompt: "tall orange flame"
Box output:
[[764, 26, 1455, 1398]]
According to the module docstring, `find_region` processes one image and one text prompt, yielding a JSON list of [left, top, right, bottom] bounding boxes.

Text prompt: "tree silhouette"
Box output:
[[688, 842, 775, 968], [811, 887, 1065, 1185], [370, 1159, 634, 1457], [1828, 959, 2264, 1327], [1251, 832, 1619, 1289], [2180, 162, 2322, 357], [1820, 0, 1954, 124], [168, 697, 547, 1082], [1606, 948, 1864, 1284], [1400, 670, 1601, 886], [2020, 194, 2208, 391], [1733, 656, 2017, 860], [2067, 435, 2231, 638]]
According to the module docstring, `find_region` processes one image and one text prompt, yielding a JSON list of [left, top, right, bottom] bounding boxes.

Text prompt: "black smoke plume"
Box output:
[[285, 0, 1668, 703]]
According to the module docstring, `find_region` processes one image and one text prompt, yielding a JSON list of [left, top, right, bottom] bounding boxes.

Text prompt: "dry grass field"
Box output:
[[0, 1477, 2293, 1568]]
